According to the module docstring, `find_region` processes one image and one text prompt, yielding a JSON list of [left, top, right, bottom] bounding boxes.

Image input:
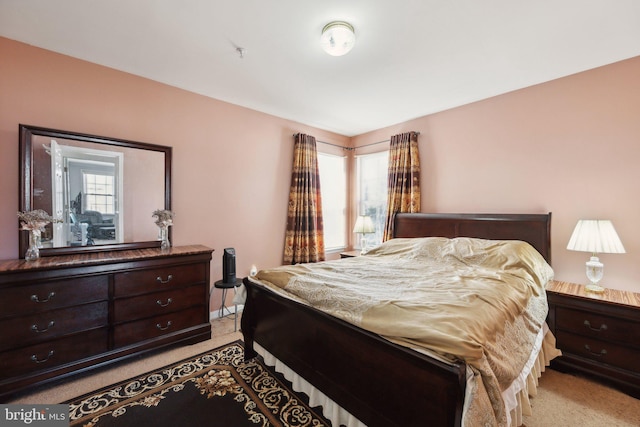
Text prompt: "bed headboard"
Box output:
[[393, 213, 552, 263]]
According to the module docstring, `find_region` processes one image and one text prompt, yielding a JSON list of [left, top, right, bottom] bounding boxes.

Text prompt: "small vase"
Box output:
[[158, 224, 171, 250], [25, 229, 41, 261]]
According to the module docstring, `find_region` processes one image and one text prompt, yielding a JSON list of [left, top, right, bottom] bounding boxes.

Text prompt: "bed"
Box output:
[[241, 212, 560, 427]]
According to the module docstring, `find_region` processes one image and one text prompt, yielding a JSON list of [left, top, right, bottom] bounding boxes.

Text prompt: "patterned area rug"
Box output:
[[66, 340, 331, 426]]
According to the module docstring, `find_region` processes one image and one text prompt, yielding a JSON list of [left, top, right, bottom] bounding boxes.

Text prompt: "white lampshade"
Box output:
[[567, 220, 625, 254], [320, 21, 356, 56], [353, 215, 375, 234]]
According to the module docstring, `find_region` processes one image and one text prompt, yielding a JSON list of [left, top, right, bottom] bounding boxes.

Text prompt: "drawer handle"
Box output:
[[156, 274, 173, 284], [584, 345, 607, 357], [156, 320, 173, 331], [156, 298, 173, 307], [31, 320, 55, 333], [583, 320, 607, 332], [31, 292, 56, 303], [31, 350, 54, 364]]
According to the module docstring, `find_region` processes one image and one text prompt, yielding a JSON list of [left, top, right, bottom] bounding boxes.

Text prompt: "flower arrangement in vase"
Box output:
[[153, 209, 174, 250], [17, 209, 61, 260]]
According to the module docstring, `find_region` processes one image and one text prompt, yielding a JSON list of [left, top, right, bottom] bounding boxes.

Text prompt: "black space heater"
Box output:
[[222, 248, 236, 284]]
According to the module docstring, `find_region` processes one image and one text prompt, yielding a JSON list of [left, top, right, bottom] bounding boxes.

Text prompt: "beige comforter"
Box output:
[[254, 237, 555, 426]]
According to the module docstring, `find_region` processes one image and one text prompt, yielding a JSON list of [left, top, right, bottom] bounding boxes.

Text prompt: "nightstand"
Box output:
[[546, 280, 640, 398], [339, 250, 362, 258]]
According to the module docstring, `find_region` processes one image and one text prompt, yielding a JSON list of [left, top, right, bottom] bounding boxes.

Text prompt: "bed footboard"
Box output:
[[241, 278, 466, 427]]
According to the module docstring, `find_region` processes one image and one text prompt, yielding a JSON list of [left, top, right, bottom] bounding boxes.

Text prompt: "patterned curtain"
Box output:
[[382, 132, 421, 241], [283, 134, 325, 264]]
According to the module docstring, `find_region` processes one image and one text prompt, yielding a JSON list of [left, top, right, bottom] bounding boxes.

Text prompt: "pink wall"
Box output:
[[1, 37, 638, 296], [353, 56, 640, 293], [0, 37, 350, 310]]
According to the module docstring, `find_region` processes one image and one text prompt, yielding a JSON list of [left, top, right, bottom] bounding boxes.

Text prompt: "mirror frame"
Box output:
[[19, 124, 172, 257]]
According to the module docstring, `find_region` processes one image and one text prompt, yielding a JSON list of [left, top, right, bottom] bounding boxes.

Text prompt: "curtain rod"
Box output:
[[292, 133, 353, 151], [353, 132, 420, 150], [355, 139, 389, 149], [292, 131, 419, 151], [319, 140, 354, 151]]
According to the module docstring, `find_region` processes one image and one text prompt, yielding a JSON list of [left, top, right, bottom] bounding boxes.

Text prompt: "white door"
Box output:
[[50, 140, 66, 246]]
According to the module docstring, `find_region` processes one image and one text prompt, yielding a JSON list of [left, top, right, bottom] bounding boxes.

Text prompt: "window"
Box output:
[[356, 151, 388, 248], [83, 172, 115, 214], [317, 152, 347, 251]]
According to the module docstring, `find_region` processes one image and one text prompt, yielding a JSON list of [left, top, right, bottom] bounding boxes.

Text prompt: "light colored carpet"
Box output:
[[522, 368, 640, 427], [9, 317, 640, 426]]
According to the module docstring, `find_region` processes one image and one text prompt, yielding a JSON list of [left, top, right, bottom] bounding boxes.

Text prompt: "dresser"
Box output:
[[0, 245, 213, 400], [546, 280, 640, 398]]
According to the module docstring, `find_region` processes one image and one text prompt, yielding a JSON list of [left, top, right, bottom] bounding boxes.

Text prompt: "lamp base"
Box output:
[[360, 236, 367, 255], [585, 256, 604, 293], [585, 283, 605, 293]]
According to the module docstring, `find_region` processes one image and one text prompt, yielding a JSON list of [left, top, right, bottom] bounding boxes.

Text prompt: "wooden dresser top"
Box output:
[[546, 280, 640, 309], [0, 245, 213, 274]]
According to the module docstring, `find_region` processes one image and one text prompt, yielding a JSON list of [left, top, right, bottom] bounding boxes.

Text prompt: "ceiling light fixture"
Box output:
[[320, 21, 355, 56]]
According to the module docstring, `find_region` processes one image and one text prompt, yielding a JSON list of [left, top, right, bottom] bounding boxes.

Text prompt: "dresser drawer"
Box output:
[[113, 306, 206, 348], [0, 275, 108, 318], [0, 302, 108, 352], [113, 285, 205, 323], [556, 306, 640, 345], [0, 328, 108, 379], [556, 330, 640, 372], [113, 263, 206, 297]]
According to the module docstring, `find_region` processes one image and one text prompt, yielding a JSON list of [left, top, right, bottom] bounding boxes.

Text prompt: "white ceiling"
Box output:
[[2, 1, 640, 136]]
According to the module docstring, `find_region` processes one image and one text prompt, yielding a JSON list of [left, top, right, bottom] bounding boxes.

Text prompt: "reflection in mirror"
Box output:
[[45, 139, 124, 247], [20, 125, 171, 257]]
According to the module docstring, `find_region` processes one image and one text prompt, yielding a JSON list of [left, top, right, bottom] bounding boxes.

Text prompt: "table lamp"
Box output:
[[353, 215, 375, 255], [566, 219, 625, 293]]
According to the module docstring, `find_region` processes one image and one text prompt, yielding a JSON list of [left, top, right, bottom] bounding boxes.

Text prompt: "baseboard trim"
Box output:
[[210, 305, 244, 321]]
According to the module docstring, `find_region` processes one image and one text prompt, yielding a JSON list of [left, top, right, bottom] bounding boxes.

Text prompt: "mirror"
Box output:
[[19, 124, 172, 257]]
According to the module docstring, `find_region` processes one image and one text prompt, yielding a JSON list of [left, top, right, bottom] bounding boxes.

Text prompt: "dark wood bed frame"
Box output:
[[242, 212, 552, 427]]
